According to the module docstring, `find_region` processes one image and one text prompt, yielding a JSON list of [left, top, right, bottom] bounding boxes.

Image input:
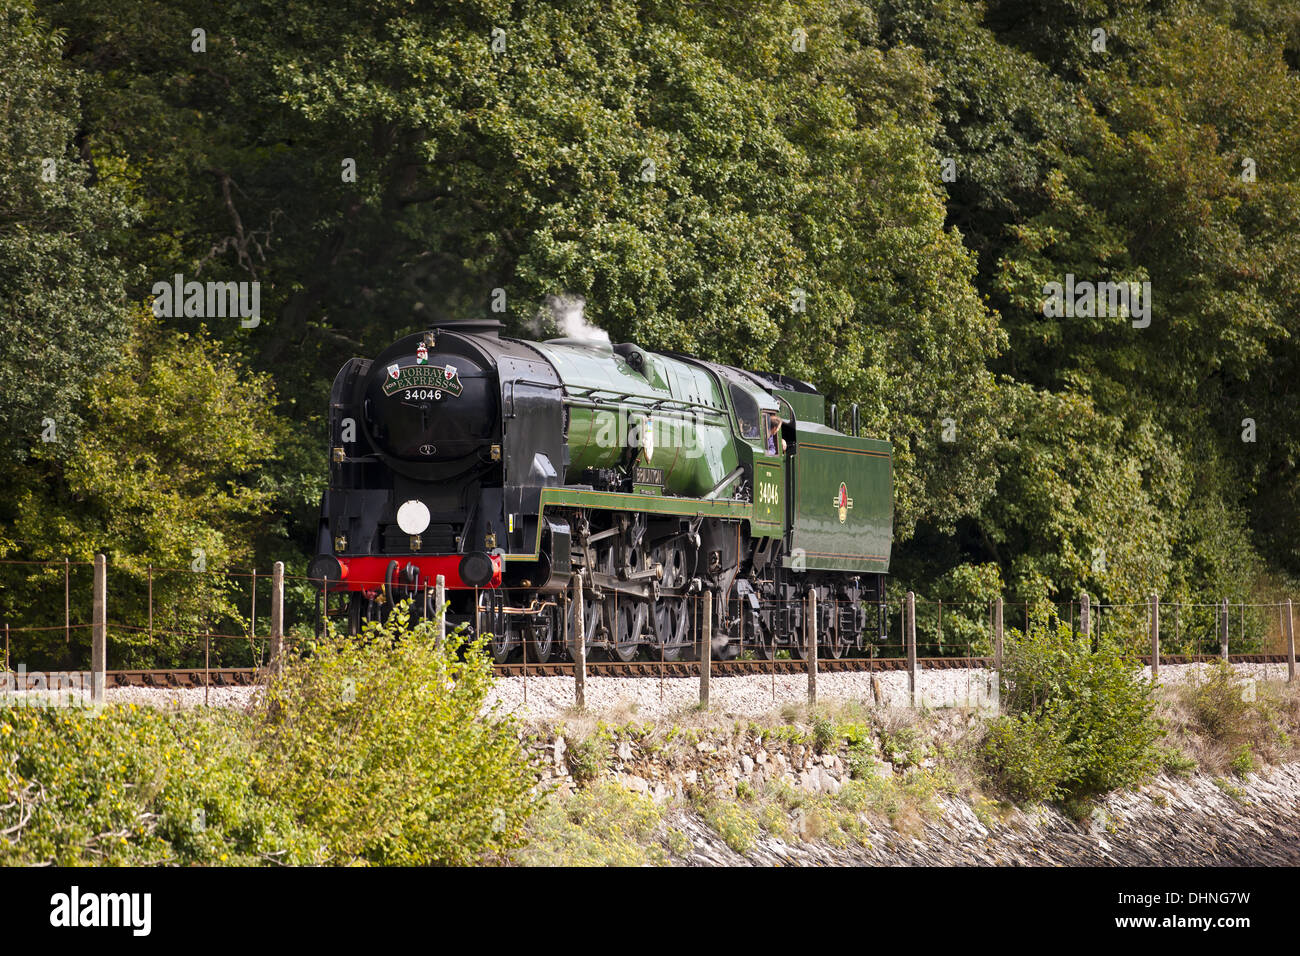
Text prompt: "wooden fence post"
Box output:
[[91, 553, 106, 704], [1079, 592, 1090, 641], [1286, 599, 1295, 684], [993, 597, 1004, 672], [434, 574, 446, 646], [807, 589, 818, 707], [1220, 598, 1230, 660], [906, 590, 917, 707], [269, 561, 284, 675], [700, 590, 712, 709], [1150, 593, 1160, 682], [573, 573, 586, 708], [937, 598, 943, 653]]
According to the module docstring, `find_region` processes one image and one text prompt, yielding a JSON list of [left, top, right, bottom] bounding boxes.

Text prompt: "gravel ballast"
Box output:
[[0, 661, 1286, 717]]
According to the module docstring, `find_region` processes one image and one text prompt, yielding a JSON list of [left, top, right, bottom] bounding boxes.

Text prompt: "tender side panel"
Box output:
[[773, 387, 825, 425], [788, 427, 892, 573]]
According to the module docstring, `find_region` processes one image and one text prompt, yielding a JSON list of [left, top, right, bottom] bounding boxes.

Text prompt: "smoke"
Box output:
[[537, 293, 611, 346]]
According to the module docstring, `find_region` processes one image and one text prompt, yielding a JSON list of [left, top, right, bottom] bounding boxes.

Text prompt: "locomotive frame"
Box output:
[[309, 319, 892, 661]]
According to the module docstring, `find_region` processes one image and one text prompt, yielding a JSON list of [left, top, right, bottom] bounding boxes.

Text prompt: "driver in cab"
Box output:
[[766, 413, 786, 456]]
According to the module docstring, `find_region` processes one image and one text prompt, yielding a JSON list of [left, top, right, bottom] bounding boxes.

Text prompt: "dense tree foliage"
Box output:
[[0, 0, 135, 462], [1, 0, 1297, 662]]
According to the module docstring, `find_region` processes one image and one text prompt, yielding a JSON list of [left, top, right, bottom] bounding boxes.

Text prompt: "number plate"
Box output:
[[633, 466, 664, 485]]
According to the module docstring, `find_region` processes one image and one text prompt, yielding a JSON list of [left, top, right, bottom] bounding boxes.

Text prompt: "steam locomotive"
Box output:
[[309, 319, 892, 661]]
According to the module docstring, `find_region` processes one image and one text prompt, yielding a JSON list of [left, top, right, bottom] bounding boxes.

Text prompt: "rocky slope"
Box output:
[[533, 721, 1300, 866], [666, 764, 1300, 866]]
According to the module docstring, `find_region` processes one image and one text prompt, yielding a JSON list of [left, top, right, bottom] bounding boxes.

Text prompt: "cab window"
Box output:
[[729, 383, 761, 440]]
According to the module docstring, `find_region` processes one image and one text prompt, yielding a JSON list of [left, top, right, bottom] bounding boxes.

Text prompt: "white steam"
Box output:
[[539, 293, 611, 346]]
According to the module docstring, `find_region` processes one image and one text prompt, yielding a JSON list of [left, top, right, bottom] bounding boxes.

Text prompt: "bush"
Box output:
[[519, 780, 664, 866], [0, 605, 538, 865], [1170, 661, 1300, 775], [982, 706, 1076, 803], [252, 603, 537, 865], [564, 736, 606, 784], [983, 619, 1161, 802], [695, 796, 762, 853], [1182, 661, 1256, 745], [0, 704, 321, 866], [811, 715, 836, 752], [1158, 745, 1198, 779]]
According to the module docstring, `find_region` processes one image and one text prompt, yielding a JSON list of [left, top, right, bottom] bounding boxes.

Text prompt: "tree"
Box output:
[[1, 315, 284, 668], [0, 0, 135, 463]]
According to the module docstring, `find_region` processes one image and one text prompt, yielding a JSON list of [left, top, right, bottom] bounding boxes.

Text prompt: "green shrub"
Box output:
[[1158, 745, 1198, 778], [565, 736, 606, 784], [846, 740, 880, 779], [1, 606, 537, 866], [0, 704, 321, 866], [1182, 662, 1255, 745], [983, 619, 1161, 802], [253, 604, 537, 865], [983, 706, 1076, 802], [880, 725, 928, 769], [1229, 745, 1255, 779], [696, 797, 761, 853], [838, 721, 871, 747], [811, 715, 836, 752], [1213, 777, 1246, 803], [519, 780, 664, 866]]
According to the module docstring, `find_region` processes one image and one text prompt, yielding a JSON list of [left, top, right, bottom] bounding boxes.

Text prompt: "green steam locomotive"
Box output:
[[310, 318, 892, 661]]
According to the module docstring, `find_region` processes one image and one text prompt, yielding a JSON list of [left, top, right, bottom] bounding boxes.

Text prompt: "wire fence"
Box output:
[[0, 553, 1295, 708]]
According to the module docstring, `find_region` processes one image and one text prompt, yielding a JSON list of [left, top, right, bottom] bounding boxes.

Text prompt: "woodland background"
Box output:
[[1, 0, 1297, 665]]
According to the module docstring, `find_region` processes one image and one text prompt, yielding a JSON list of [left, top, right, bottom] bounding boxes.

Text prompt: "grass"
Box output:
[[518, 670, 1300, 865], [1159, 665, 1300, 777], [517, 779, 667, 866], [518, 703, 972, 863]]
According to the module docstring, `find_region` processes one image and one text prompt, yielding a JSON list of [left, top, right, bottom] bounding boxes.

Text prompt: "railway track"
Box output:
[[0, 655, 1288, 689], [105, 668, 262, 688], [489, 653, 1292, 678], [0, 668, 262, 690]]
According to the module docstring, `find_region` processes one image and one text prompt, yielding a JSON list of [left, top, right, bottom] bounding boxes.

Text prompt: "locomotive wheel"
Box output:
[[528, 608, 556, 663], [612, 600, 646, 662], [655, 599, 691, 661], [479, 590, 515, 663], [348, 593, 385, 635], [752, 607, 779, 660], [650, 540, 692, 661], [823, 598, 848, 659]]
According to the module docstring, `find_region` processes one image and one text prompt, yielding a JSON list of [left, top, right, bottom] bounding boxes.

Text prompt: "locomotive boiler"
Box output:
[[309, 319, 892, 661]]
